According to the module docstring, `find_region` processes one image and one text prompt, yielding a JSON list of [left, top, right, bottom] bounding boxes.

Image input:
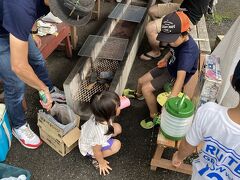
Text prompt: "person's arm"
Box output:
[[9, 34, 52, 110], [172, 103, 210, 167], [169, 70, 186, 97], [92, 145, 112, 175], [157, 51, 172, 68], [44, 0, 49, 6], [172, 138, 196, 167]]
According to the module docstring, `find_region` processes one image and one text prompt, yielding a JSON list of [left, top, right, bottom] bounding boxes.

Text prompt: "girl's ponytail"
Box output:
[[106, 120, 114, 135]]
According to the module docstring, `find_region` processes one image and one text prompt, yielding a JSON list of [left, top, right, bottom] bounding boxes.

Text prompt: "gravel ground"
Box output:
[[206, 0, 240, 49]]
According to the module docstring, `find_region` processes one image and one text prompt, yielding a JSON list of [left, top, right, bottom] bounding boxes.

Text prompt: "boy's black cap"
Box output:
[[157, 11, 190, 43]]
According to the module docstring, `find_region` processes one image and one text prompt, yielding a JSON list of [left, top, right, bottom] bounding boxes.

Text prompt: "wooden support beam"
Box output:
[[92, 0, 101, 20], [151, 158, 192, 175], [150, 145, 164, 171], [70, 26, 78, 50]]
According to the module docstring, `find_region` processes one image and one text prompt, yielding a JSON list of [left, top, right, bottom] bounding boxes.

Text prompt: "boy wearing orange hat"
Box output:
[[124, 11, 199, 128]]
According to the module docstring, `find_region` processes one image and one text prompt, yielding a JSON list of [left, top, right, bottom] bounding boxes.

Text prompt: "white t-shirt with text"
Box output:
[[186, 102, 240, 180]]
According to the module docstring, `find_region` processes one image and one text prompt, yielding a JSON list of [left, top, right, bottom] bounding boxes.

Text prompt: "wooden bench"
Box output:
[[190, 15, 211, 55], [183, 54, 205, 99], [39, 23, 72, 59], [184, 15, 211, 99]]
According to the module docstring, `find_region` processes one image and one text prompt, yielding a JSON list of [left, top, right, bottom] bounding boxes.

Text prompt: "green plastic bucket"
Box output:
[[160, 95, 195, 141]]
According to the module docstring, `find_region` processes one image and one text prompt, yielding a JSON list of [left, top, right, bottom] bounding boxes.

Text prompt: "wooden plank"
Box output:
[[151, 158, 192, 175], [214, 35, 224, 49], [184, 54, 205, 99], [183, 67, 199, 99], [157, 132, 175, 147], [150, 145, 164, 171], [190, 25, 199, 48], [92, 0, 100, 20], [197, 15, 211, 54], [70, 26, 78, 50]]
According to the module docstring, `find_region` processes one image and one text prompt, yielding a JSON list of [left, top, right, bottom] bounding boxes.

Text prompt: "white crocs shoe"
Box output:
[[50, 86, 66, 103], [12, 123, 42, 149]]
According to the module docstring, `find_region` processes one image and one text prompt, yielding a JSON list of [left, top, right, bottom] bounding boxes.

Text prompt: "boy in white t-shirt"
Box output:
[[172, 60, 240, 180]]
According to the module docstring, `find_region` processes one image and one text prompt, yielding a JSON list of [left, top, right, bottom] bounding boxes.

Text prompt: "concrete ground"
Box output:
[[4, 0, 240, 179]]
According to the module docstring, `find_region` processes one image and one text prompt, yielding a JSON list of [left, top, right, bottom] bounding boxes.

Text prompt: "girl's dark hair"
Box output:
[[181, 31, 189, 37], [231, 60, 240, 94], [90, 91, 120, 135]]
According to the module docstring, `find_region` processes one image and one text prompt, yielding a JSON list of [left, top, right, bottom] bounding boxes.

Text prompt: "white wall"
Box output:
[[212, 16, 240, 107]]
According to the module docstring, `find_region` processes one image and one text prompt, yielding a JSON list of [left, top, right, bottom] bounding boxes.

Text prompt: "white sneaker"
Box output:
[[50, 86, 66, 103], [12, 123, 42, 149]]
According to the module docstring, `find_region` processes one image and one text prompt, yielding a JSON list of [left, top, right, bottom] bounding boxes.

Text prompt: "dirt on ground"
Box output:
[[206, 0, 240, 49]]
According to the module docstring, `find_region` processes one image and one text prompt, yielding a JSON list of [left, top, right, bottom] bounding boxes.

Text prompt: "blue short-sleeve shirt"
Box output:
[[0, 0, 49, 41], [167, 36, 199, 84]]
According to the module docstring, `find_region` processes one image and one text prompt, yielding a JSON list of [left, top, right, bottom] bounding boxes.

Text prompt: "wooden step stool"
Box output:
[[150, 132, 193, 175], [39, 23, 72, 59]]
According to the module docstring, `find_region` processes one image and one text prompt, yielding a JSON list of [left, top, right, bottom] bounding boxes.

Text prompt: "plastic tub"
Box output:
[[0, 104, 12, 162], [0, 163, 31, 180]]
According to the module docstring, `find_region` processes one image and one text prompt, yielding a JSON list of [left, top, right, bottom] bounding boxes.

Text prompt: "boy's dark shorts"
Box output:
[[149, 67, 172, 91]]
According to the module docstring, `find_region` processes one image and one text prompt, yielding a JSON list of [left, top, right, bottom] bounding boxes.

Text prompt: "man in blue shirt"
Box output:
[[0, 0, 65, 149]]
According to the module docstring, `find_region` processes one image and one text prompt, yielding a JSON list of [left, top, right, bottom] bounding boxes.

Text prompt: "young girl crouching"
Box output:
[[78, 91, 122, 176]]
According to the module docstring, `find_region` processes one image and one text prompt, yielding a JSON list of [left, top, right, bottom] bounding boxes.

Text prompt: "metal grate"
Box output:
[[108, 3, 147, 23], [72, 80, 107, 102], [78, 35, 129, 61], [72, 58, 120, 102], [93, 58, 119, 73]]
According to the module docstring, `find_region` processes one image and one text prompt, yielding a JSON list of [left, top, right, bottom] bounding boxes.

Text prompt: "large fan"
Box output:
[[49, 0, 95, 26]]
